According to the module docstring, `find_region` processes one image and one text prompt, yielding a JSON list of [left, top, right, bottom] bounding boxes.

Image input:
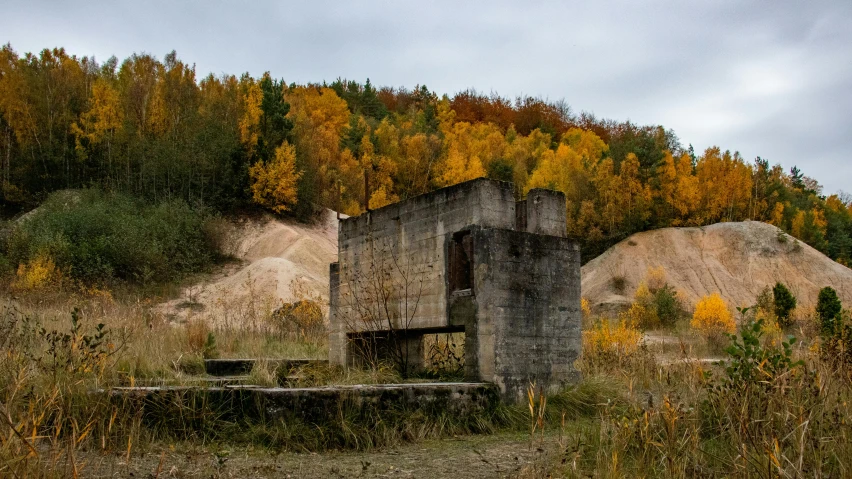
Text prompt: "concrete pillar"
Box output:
[[399, 334, 425, 376], [471, 227, 581, 403], [524, 189, 567, 237], [328, 262, 348, 366], [448, 294, 479, 381]]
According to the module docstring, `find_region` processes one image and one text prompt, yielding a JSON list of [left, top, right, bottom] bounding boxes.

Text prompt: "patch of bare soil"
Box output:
[[77, 432, 563, 478], [582, 221, 852, 315]]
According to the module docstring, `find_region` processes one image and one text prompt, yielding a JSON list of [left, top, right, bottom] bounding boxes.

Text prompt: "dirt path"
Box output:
[[78, 432, 562, 478]]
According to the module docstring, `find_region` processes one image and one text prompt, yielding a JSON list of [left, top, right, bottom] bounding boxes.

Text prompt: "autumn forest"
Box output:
[[1, 45, 850, 263]]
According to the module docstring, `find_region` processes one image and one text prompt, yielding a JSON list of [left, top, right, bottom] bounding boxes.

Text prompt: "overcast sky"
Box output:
[[3, 0, 850, 194]]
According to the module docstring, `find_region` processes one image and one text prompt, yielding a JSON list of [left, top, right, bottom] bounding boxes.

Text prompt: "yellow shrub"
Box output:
[[83, 285, 114, 303], [634, 281, 653, 303], [583, 318, 643, 365], [288, 300, 324, 339], [645, 265, 667, 292], [13, 255, 61, 290], [622, 282, 658, 329], [581, 297, 591, 321], [691, 293, 735, 340], [755, 308, 783, 346]]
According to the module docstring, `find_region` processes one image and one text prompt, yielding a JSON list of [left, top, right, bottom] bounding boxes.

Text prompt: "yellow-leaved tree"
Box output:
[[769, 202, 785, 227], [436, 123, 489, 186], [238, 77, 263, 159], [657, 151, 699, 225], [525, 144, 582, 193], [617, 153, 652, 225], [502, 127, 551, 191], [526, 128, 607, 239], [287, 86, 350, 208], [561, 127, 608, 164], [791, 207, 827, 247], [72, 78, 124, 161], [696, 147, 753, 223], [435, 98, 498, 187], [249, 142, 302, 213], [691, 293, 735, 344], [361, 132, 399, 210], [436, 148, 485, 187]]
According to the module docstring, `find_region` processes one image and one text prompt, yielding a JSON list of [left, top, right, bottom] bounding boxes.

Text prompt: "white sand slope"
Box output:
[[159, 210, 340, 324], [162, 215, 852, 326], [581, 221, 852, 315]]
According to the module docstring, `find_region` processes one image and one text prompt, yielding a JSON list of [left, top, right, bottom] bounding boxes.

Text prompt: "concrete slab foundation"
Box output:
[[109, 382, 499, 424], [204, 358, 327, 376]]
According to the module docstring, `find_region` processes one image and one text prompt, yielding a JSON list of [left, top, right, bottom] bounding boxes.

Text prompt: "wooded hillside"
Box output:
[[1, 45, 850, 263]]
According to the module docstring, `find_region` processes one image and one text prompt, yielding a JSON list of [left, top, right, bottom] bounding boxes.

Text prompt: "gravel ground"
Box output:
[[75, 431, 566, 478]]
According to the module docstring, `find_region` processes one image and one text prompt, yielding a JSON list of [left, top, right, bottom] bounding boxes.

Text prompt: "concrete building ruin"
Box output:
[[328, 178, 581, 401]]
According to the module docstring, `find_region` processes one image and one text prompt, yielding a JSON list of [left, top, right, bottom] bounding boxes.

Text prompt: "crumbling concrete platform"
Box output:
[[204, 358, 327, 376], [109, 382, 499, 424]]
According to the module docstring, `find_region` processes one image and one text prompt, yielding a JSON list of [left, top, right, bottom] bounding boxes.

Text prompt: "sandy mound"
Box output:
[[582, 221, 852, 315], [163, 215, 851, 326], [159, 210, 339, 325]]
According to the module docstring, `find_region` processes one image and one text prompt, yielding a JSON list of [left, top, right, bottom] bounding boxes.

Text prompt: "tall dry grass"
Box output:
[[0, 270, 334, 476], [531, 303, 852, 477]]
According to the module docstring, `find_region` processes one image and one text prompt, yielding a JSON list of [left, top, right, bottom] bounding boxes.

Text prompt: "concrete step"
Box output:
[[130, 375, 255, 387], [204, 358, 328, 376]]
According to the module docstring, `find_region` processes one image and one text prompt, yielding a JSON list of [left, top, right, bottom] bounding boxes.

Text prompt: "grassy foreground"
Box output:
[[3, 271, 852, 477]]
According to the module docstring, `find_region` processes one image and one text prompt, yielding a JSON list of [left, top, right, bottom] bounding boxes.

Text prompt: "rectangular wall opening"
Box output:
[[423, 331, 465, 377], [449, 231, 473, 293]]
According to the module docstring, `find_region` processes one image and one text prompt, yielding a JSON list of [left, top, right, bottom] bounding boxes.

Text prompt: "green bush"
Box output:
[[653, 284, 683, 327], [8, 189, 221, 285], [817, 286, 843, 338], [772, 282, 797, 328], [719, 319, 801, 388], [755, 286, 774, 315]]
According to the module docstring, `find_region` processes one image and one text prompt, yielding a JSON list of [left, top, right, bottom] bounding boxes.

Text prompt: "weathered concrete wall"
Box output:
[[329, 262, 343, 364], [330, 179, 516, 365], [328, 178, 581, 402], [524, 189, 567, 237], [471, 228, 582, 401]]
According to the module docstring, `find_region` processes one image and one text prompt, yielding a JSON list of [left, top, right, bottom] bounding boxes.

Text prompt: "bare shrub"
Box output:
[[185, 319, 210, 355], [336, 234, 425, 377]]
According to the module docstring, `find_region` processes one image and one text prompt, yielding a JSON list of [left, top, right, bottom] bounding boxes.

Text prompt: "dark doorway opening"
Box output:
[[449, 231, 473, 293]]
